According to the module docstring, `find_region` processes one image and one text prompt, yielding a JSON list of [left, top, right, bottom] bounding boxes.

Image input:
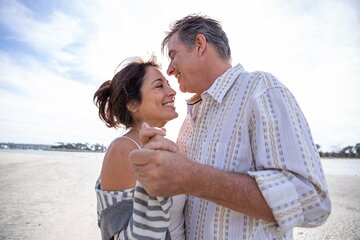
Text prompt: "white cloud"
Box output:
[[220, 0, 360, 150], [0, 1, 82, 55], [0, 0, 359, 150], [0, 49, 117, 144]]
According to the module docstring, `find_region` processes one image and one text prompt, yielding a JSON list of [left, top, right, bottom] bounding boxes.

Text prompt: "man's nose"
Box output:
[[167, 64, 175, 76]]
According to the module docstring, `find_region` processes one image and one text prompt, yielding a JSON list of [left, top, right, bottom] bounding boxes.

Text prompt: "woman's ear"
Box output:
[[126, 100, 138, 112]]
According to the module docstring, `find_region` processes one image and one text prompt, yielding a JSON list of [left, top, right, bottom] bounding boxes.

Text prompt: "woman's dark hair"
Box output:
[[161, 14, 231, 61], [93, 56, 160, 129]]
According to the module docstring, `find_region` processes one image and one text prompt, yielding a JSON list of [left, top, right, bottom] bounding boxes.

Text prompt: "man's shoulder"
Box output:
[[242, 70, 285, 90], [231, 69, 290, 101], [246, 70, 276, 80]]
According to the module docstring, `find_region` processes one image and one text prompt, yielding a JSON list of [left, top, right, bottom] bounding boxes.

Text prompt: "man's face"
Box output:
[[166, 33, 200, 94]]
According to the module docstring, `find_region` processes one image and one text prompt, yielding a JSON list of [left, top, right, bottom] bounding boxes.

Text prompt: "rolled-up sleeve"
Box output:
[[247, 75, 331, 232]]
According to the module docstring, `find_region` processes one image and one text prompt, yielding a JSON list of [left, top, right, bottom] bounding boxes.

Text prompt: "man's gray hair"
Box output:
[[161, 14, 231, 61]]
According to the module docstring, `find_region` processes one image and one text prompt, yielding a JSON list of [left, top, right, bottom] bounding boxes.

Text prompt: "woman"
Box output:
[[93, 56, 186, 240]]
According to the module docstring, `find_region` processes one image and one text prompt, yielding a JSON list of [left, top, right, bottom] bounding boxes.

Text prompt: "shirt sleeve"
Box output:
[[247, 73, 331, 233], [96, 180, 172, 240]]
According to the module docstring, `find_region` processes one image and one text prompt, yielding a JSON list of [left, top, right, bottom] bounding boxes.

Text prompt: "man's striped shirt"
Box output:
[[177, 64, 331, 239]]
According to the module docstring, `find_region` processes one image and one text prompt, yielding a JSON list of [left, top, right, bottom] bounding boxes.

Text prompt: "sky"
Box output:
[[0, 0, 359, 151]]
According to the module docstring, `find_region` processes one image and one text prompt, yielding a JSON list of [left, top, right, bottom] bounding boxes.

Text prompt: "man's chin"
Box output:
[[179, 85, 187, 93]]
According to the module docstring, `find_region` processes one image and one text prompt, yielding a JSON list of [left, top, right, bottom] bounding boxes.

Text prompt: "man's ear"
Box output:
[[126, 100, 139, 112], [195, 34, 207, 55]]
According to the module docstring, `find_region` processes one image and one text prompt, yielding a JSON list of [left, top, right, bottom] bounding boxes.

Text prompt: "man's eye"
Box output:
[[169, 52, 175, 60]]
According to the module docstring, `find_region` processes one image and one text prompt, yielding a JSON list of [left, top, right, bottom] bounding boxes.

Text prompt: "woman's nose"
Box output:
[[167, 86, 176, 96]]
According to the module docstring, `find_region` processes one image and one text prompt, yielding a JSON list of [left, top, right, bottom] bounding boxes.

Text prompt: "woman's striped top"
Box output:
[[96, 178, 173, 240]]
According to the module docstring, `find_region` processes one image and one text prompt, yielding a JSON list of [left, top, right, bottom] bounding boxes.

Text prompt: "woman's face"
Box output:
[[133, 66, 178, 127]]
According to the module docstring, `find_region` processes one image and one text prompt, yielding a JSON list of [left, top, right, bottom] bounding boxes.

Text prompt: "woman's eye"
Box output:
[[156, 84, 163, 88]]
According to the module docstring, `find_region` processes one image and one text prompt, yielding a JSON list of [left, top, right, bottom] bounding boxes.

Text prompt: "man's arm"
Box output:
[[130, 124, 275, 222], [181, 158, 276, 222]]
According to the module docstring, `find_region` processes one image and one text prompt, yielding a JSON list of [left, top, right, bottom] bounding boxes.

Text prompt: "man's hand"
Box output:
[[129, 122, 191, 196]]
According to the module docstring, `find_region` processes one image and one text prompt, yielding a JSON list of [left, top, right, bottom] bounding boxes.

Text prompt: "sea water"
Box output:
[[1, 149, 358, 176]]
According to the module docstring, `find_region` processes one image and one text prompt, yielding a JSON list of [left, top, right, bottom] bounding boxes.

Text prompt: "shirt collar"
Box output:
[[186, 94, 202, 105], [202, 64, 244, 103]]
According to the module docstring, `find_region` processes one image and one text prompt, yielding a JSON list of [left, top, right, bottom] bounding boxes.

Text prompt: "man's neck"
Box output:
[[196, 61, 232, 95]]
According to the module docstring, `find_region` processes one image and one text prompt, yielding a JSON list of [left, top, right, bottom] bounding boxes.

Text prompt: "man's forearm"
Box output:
[[183, 161, 275, 222]]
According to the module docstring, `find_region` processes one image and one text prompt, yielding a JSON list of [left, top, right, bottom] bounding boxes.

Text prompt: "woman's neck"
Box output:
[[125, 128, 140, 145], [127, 121, 166, 143]]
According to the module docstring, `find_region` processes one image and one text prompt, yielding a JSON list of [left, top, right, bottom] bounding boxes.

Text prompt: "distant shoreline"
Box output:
[[321, 157, 360, 160], [0, 142, 107, 153], [0, 148, 105, 153], [45, 148, 105, 153], [1, 148, 359, 160]]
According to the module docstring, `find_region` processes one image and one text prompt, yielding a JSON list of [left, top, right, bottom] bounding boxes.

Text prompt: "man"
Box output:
[[130, 14, 331, 239]]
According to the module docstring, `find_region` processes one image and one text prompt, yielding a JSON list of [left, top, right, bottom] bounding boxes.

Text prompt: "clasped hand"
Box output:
[[129, 122, 188, 197]]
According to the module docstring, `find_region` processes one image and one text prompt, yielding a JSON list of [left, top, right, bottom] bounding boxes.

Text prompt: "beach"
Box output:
[[0, 150, 102, 240], [0, 150, 359, 240], [294, 174, 360, 239]]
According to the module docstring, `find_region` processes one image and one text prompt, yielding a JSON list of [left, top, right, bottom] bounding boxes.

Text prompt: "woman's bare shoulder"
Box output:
[[100, 137, 138, 191]]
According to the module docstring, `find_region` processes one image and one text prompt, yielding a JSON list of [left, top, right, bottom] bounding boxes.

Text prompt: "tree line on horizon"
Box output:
[[0, 142, 107, 152], [1, 142, 360, 158], [316, 143, 360, 158], [51, 142, 107, 152]]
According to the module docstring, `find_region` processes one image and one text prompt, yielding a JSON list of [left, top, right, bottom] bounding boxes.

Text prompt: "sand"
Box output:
[[294, 174, 360, 240], [0, 151, 359, 240], [0, 151, 102, 240]]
